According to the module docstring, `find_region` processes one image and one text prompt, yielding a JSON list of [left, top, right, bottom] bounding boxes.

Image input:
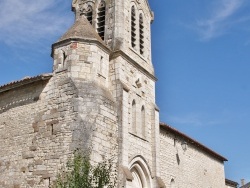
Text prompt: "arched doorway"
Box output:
[[129, 156, 152, 188], [131, 168, 143, 188]]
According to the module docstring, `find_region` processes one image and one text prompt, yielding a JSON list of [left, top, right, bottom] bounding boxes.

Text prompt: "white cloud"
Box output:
[[168, 113, 225, 127], [0, 0, 72, 47], [196, 0, 244, 40], [170, 114, 202, 127]]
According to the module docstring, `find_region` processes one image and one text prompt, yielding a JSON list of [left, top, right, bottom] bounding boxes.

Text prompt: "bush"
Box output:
[[53, 151, 116, 188]]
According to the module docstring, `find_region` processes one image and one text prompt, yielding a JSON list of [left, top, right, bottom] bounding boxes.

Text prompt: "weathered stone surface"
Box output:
[[29, 146, 37, 151], [160, 129, 226, 188], [13, 184, 20, 188], [33, 170, 49, 175], [27, 180, 35, 186], [32, 122, 39, 132], [20, 167, 26, 173], [34, 160, 43, 165], [22, 152, 35, 159]]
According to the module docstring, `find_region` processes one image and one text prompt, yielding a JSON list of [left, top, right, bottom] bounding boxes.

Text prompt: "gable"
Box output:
[[134, 0, 154, 21]]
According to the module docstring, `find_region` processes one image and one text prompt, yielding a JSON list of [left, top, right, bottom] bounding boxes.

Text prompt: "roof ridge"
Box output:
[[0, 74, 53, 93], [160, 122, 228, 162]]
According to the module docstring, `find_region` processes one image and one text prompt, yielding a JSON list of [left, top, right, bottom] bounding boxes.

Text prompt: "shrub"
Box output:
[[53, 151, 116, 188]]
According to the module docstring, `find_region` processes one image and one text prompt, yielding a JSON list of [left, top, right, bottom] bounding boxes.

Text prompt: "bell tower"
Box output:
[[71, 0, 154, 73], [56, 0, 162, 187], [72, 0, 115, 48]]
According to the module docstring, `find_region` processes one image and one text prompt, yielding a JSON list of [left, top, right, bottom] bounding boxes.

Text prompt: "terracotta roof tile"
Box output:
[[160, 122, 228, 162], [0, 74, 52, 93]]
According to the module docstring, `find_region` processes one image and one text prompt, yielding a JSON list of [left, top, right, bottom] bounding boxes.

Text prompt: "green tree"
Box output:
[[54, 151, 116, 188]]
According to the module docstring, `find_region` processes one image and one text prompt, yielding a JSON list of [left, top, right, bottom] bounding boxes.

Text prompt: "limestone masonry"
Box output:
[[0, 0, 233, 187]]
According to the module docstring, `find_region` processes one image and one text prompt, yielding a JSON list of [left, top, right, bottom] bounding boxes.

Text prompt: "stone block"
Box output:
[[29, 146, 37, 151], [46, 119, 59, 126], [20, 167, 26, 173], [36, 165, 46, 171], [28, 163, 34, 172], [52, 124, 62, 135], [27, 180, 35, 187], [32, 122, 39, 132], [34, 160, 43, 165], [13, 184, 20, 188], [33, 170, 49, 176], [22, 152, 35, 159], [42, 173, 52, 179]]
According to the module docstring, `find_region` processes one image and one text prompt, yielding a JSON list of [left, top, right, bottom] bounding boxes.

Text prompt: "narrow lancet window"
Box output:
[[97, 1, 106, 40], [85, 5, 93, 24], [132, 100, 136, 133], [131, 6, 136, 48], [139, 14, 144, 55], [141, 106, 145, 137]]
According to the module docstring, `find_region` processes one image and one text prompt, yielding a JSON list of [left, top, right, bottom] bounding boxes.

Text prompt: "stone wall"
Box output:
[[0, 74, 76, 188], [159, 128, 226, 188], [111, 0, 154, 76], [109, 53, 159, 187], [0, 80, 48, 113], [0, 69, 118, 187], [53, 42, 110, 88]]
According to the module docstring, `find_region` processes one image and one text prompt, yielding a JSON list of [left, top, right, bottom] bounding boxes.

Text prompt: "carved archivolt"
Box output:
[[72, 0, 95, 16], [129, 156, 152, 188]]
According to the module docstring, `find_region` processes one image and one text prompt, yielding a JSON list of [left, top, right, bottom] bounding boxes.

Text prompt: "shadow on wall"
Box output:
[[0, 79, 50, 113]]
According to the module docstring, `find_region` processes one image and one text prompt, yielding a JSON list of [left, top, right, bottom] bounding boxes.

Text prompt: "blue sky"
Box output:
[[0, 0, 249, 184]]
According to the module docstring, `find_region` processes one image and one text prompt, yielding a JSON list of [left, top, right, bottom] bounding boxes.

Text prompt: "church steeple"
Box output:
[[70, 0, 154, 72], [51, 1, 161, 187], [55, 16, 105, 46], [51, 7, 111, 88]]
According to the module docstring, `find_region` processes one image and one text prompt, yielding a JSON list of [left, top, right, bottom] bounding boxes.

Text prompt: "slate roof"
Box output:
[[160, 122, 228, 162], [0, 74, 52, 93], [55, 16, 106, 47]]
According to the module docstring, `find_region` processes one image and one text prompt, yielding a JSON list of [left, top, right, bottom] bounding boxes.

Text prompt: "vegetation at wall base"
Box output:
[[53, 151, 116, 188]]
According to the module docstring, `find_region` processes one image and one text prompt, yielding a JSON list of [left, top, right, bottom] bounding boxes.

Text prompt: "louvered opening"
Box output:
[[97, 1, 106, 40], [139, 14, 144, 55], [85, 5, 93, 25], [131, 6, 136, 48]]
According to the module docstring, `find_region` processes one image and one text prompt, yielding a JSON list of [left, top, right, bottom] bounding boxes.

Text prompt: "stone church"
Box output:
[[0, 0, 232, 187]]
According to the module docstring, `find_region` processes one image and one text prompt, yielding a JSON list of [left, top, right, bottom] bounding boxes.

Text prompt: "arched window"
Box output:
[[139, 13, 144, 55], [132, 100, 136, 133], [99, 56, 104, 75], [85, 5, 93, 24], [141, 106, 145, 137], [62, 51, 67, 67], [58, 50, 66, 70], [97, 0, 106, 40], [131, 6, 136, 48]]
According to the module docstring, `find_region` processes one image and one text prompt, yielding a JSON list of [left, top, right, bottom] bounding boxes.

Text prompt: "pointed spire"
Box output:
[[55, 16, 106, 46]]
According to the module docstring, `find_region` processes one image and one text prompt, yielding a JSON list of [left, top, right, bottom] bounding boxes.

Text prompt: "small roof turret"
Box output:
[[52, 16, 107, 49]]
